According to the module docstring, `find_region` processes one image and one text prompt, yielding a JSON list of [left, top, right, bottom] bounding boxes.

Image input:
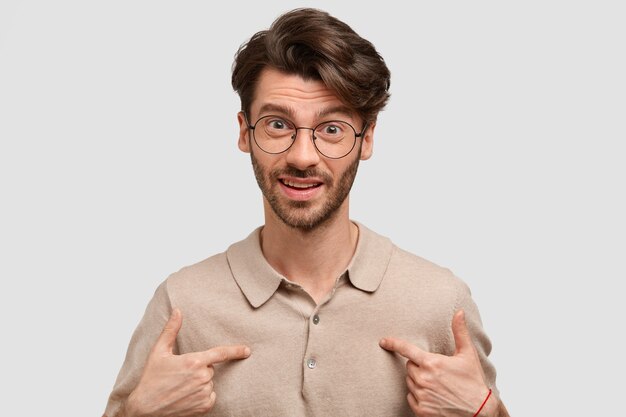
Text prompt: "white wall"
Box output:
[[1, 1, 624, 415]]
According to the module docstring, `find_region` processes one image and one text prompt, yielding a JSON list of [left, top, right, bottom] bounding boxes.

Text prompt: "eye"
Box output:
[[320, 123, 343, 135], [264, 117, 292, 131], [316, 122, 349, 141], [326, 125, 339, 134], [269, 119, 286, 129]]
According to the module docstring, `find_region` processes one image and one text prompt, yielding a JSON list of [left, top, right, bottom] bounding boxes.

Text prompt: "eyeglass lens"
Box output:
[[252, 115, 358, 158]]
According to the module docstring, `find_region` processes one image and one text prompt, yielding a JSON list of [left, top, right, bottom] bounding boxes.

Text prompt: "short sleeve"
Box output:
[[103, 279, 173, 417], [454, 279, 500, 397]]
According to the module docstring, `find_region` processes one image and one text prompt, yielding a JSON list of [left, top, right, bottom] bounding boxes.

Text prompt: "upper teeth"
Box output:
[[283, 180, 318, 189]]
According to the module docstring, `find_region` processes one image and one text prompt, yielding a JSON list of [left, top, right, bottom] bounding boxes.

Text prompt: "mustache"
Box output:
[[271, 167, 333, 182]]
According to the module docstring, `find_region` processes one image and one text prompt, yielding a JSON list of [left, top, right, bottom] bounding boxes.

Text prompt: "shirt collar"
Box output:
[[226, 222, 395, 308]]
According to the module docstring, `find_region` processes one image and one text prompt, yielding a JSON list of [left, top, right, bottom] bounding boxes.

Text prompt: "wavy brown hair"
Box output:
[[231, 8, 391, 123]]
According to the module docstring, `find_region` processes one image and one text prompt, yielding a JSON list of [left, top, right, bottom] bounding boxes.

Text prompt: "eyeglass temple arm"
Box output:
[[242, 112, 255, 130], [356, 122, 369, 137]]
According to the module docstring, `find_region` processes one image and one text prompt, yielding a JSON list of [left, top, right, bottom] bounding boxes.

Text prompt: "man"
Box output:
[[104, 8, 509, 417]]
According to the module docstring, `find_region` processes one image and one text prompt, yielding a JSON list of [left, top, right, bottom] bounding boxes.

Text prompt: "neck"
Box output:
[[260, 200, 358, 304]]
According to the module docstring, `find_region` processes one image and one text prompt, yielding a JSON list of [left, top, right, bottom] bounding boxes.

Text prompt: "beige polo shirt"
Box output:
[[104, 222, 499, 417]]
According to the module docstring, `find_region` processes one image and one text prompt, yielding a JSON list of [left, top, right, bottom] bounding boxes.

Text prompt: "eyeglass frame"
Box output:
[[244, 112, 369, 160]]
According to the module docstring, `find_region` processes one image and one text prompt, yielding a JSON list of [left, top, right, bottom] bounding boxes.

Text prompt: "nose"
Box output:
[[285, 127, 321, 170]]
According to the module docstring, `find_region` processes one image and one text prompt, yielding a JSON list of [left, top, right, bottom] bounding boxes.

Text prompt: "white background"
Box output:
[[1, 1, 624, 415]]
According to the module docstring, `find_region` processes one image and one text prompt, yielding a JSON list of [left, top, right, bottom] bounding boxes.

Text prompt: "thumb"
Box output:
[[153, 308, 183, 355], [452, 309, 474, 355]]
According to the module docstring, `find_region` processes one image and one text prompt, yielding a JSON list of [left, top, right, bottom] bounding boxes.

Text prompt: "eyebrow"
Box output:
[[256, 103, 356, 121], [317, 105, 356, 120], [257, 103, 297, 118]]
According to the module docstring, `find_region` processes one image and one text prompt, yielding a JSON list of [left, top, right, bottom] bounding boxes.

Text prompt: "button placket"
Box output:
[[304, 310, 321, 372]]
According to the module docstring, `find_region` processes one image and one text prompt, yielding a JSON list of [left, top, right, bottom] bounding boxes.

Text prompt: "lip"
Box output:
[[278, 177, 324, 201]]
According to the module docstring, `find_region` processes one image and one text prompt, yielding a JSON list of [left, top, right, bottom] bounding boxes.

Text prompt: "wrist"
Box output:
[[122, 392, 143, 417], [478, 392, 499, 417]]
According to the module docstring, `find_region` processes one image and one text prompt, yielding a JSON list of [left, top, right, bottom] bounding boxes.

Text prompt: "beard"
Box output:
[[250, 146, 361, 232]]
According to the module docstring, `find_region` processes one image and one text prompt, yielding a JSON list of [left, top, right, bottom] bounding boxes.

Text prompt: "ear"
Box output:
[[359, 121, 375, 161], [237, 112, 251, 153]]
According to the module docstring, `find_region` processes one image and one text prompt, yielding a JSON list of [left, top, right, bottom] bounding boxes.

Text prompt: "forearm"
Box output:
[[102, 399, 131, 417], [485, 397, 510, 417], [495, 400, 510, 417]]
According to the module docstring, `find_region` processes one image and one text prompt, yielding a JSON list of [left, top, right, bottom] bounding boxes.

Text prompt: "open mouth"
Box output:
[[279, 179, 323, 190]]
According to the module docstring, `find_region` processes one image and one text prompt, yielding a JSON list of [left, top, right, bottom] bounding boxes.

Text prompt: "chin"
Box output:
[[273, 201, 342, 232]]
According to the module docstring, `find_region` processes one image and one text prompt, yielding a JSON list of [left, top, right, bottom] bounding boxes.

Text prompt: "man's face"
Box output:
[[237, 68, 374, 231]]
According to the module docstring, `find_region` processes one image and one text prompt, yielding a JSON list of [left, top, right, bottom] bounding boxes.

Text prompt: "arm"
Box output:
[[380, 310, 506, 417], [103, 282, 172, 417], [102, 402, 127, 417], [483, 397, 510, 417], [105, 308, 250, 417], [497, 401, 510, 417], [103, 282, 250, 417]]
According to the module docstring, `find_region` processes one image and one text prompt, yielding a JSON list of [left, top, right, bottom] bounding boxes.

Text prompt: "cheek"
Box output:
[[251, 151, 276, 177]]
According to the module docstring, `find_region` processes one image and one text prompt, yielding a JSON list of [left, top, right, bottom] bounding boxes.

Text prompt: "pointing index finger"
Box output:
[[380, 337, 427, 365], [201, 345, 252, 366]]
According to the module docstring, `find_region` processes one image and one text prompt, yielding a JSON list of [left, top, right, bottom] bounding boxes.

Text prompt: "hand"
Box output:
[[379, 310, 496, 417], [125, 308, 251, 417]]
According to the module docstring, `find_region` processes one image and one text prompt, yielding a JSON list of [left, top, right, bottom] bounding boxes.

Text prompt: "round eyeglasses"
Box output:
[[246, 114, 368, 159]]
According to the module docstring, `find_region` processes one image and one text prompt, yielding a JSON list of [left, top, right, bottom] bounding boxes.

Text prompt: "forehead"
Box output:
[[250, 67, 355, 121]]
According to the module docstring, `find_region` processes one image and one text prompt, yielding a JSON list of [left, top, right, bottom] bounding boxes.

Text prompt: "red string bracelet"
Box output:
[[472, 388, 492, 417]]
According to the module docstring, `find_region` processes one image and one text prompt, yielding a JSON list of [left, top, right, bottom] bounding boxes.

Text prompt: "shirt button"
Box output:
[[307, 358, 317, 369], [312, 314, 320, 325]]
